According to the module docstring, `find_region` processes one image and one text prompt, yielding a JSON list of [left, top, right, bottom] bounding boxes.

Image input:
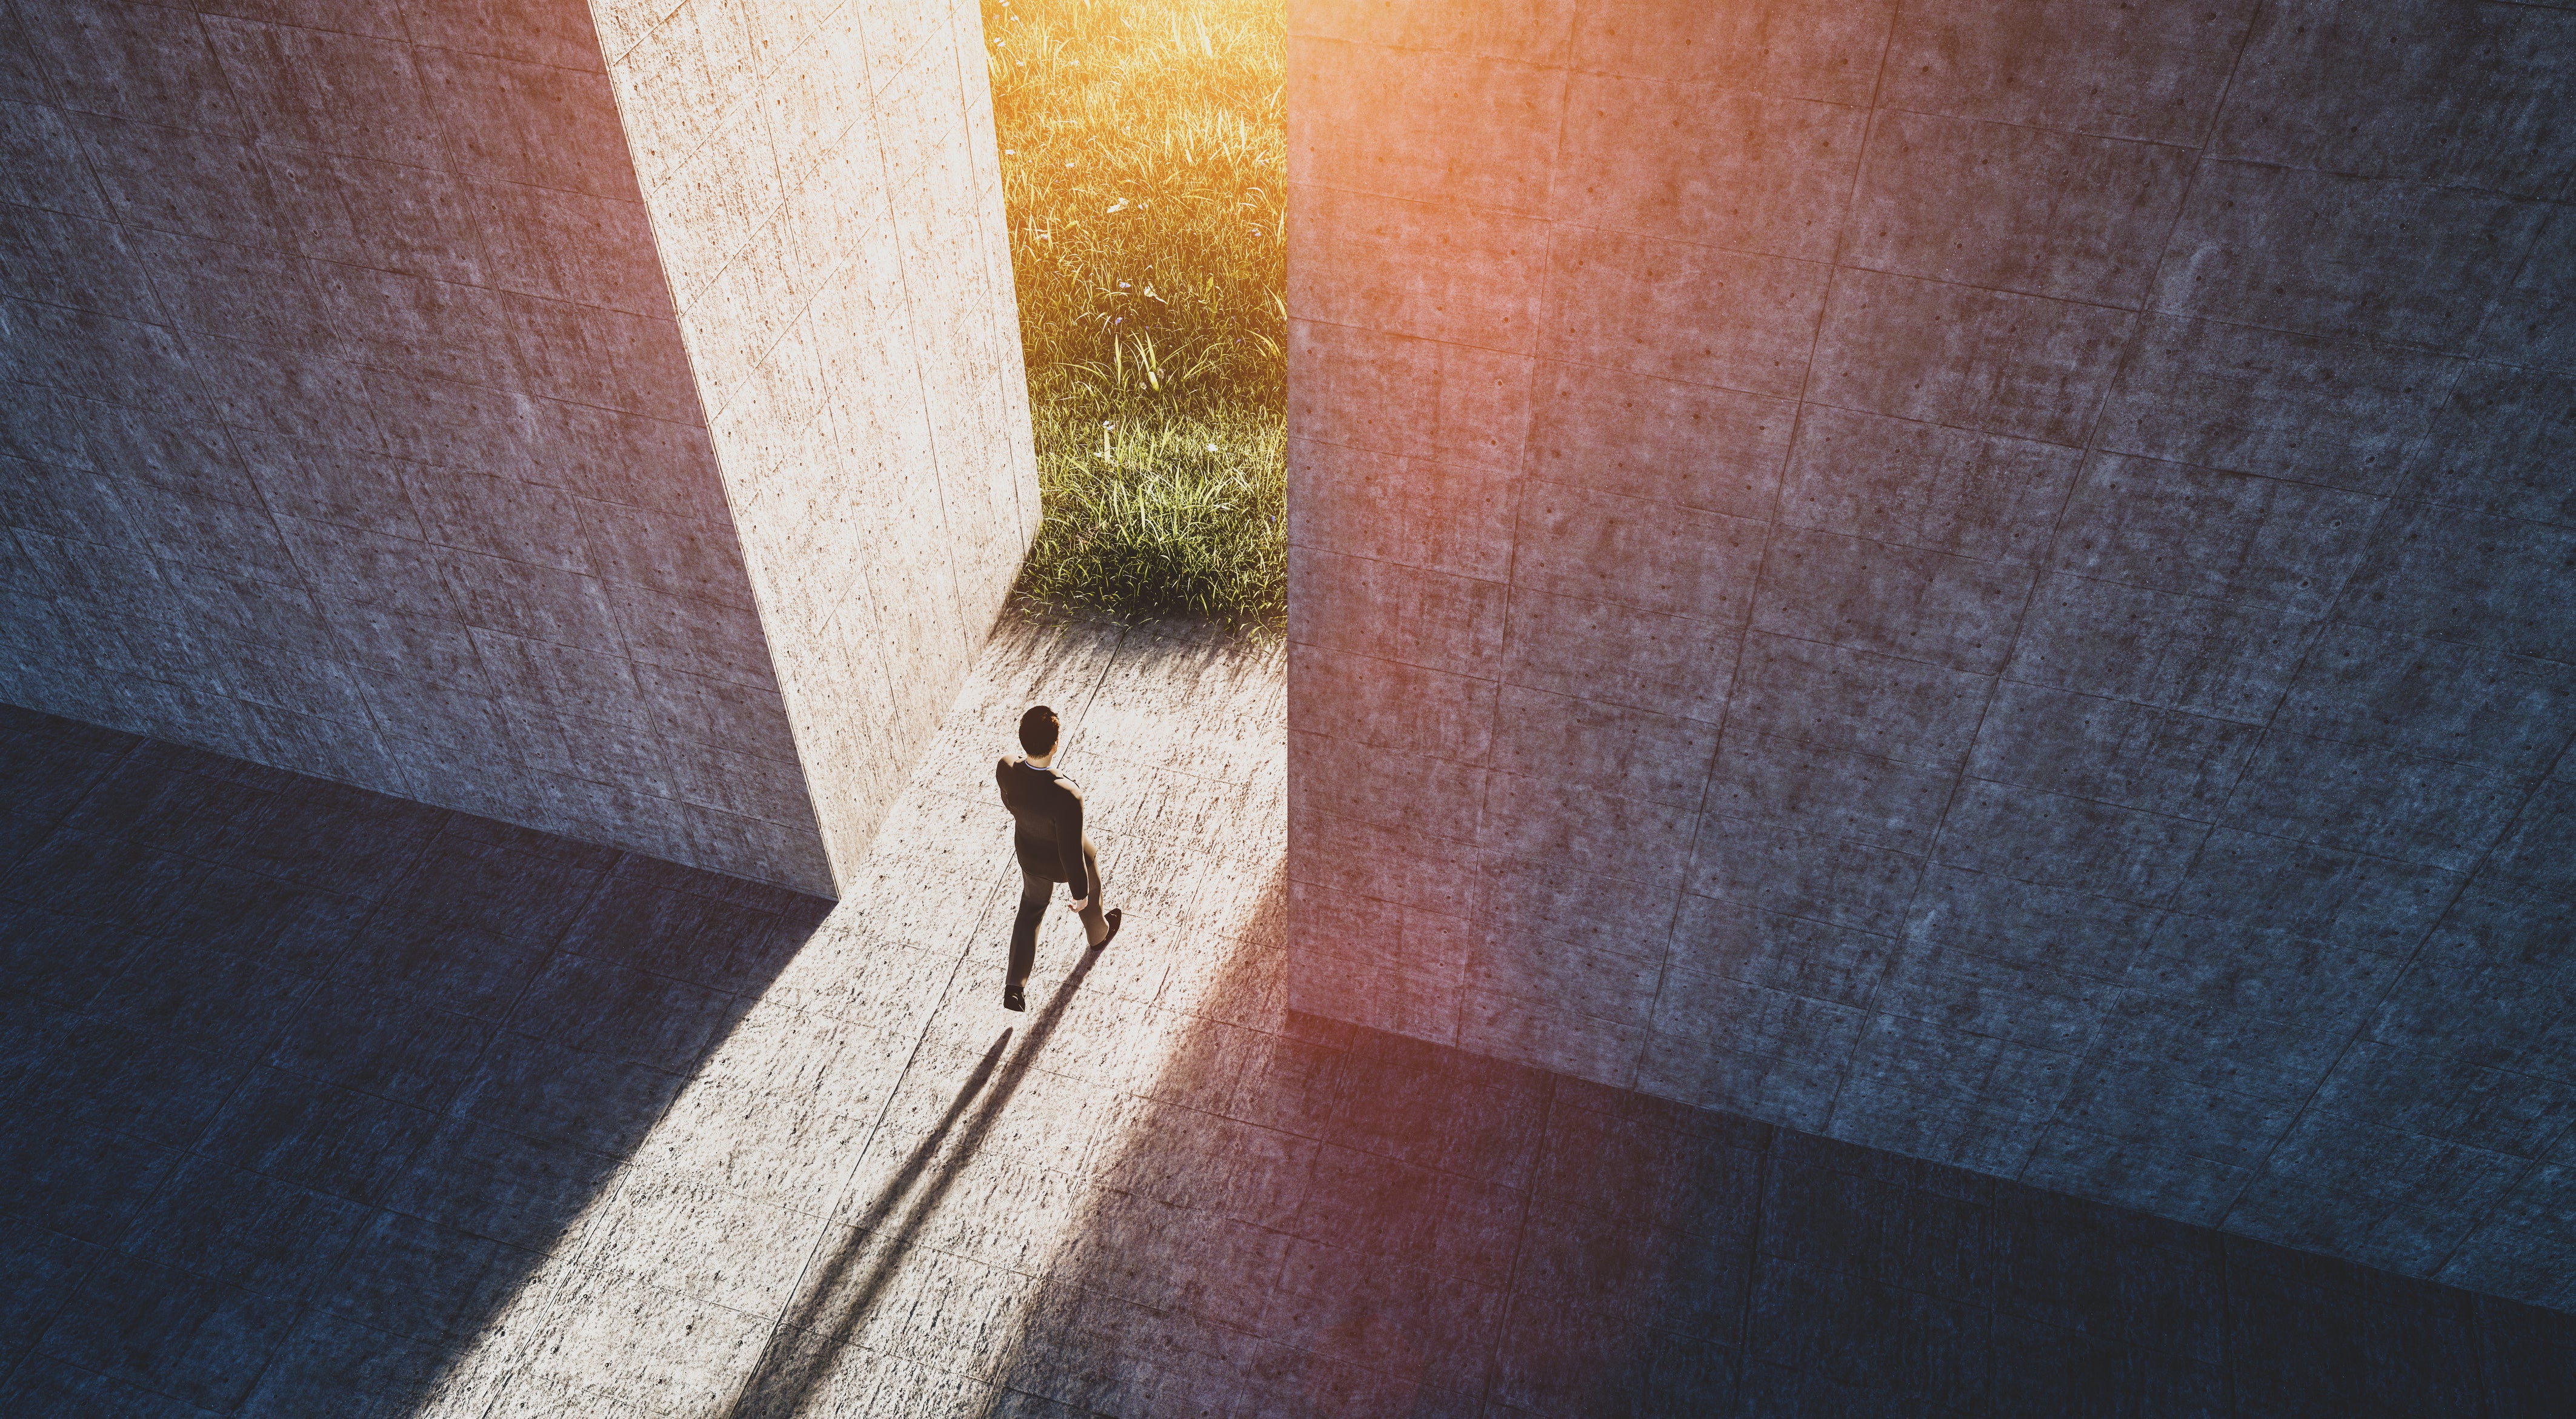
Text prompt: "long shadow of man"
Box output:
[[722, 950, 1101, 1418]]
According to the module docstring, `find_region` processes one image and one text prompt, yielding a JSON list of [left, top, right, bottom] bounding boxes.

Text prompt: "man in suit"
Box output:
[[994, 704, 1121, 1011]]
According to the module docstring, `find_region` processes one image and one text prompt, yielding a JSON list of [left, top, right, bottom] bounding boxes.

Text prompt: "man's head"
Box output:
[[1019, 705, 1060, 757]]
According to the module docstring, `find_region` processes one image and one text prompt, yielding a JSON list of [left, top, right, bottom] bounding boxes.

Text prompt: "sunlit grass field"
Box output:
[[982, 0, 1286, 632]]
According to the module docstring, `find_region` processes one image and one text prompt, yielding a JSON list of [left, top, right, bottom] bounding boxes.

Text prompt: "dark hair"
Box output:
[[1018, 705, 1060, 756]]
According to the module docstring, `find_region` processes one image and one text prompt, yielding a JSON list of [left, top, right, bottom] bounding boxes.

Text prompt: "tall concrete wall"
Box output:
[[0, 0, 1035, 896], [598, 0, 1035, 895], [1285, 0, 2576, 1306]]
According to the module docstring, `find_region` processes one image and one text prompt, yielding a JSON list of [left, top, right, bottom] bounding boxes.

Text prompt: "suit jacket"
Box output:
[[996, 756, 1094, 898]]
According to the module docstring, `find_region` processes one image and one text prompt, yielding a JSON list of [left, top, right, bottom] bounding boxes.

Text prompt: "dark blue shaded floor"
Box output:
[[3, 703, 2572, 1417], [0, 705, 824, 1415], [1012, 1010, 2576, 1418]]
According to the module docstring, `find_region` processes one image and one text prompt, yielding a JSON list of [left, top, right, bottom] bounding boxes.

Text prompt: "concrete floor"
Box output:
[[2, 616, 2571, 1417]]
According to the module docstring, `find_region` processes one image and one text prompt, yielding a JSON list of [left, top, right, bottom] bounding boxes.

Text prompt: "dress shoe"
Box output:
[[1091, 907, 1123, 952], [1003, 982, 1026, 1012]]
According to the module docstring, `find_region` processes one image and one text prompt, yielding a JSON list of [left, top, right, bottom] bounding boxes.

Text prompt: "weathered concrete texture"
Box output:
[[596, 0, 1038, 896], [0, 0, 1035, 898], [1284, 0, 2576, 1307], [8, 661, 2575, 1418], [0, 0, 826, 890]]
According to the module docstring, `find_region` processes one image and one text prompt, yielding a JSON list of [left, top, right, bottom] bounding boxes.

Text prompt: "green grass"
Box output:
[[982, 0, 1286, 632]]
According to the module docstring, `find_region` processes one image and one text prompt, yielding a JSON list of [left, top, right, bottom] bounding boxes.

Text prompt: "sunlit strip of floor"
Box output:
[[414, 616, 1287, 1418]]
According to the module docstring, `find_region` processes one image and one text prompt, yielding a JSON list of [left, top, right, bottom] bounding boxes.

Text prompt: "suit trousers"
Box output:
[[1008, 835, 1107, 986]]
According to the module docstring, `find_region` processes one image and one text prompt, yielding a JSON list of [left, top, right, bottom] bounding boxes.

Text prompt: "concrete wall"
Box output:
[[1285, 0, 2576, 1305], [0, 0, 1034, 896], [597, 0, 1036, 895]]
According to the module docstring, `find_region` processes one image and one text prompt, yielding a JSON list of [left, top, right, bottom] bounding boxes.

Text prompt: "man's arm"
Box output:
[[1054, 784, 1091, 903]]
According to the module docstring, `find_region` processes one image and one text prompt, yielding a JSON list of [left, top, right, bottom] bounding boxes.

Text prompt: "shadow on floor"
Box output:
[[728, 950, 1101, 1419], [0, 706, 829, 1415], [11, 696, 2576, 1419], [971, 915, 2576, 1418]]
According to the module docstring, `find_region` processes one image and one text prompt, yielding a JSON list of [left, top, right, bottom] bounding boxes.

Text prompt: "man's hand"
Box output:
[[1066, 898, 1088, 913]]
